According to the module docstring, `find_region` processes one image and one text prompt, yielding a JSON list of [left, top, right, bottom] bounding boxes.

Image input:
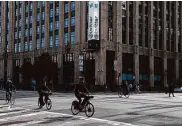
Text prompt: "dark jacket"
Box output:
[[74, 82, 89, 96], [38, 82, 50, 94]]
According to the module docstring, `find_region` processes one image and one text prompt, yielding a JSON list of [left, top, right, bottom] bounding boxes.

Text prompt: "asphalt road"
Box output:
[[0, 90, 182, 126]]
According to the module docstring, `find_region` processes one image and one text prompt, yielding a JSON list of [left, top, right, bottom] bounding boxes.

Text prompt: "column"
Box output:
[[148, 2, 154, 87], [126, 2, 129, 45], [95, 2, 108, 86], [100, 1, 108, 40], [81, 2, 86, 43], [142, 2, 145, 47], [162, 2, 167, 86], [32, 2, 37, 50], [116, 2, 122, 84], [58, 2, 64, 85], [44, 2, 49, 49], [1, 2, 7, 79], [7, 2, 15, 78], [133, 2, 139, 85], [74, 1, 81, 84], [174, 2, 179, 80]]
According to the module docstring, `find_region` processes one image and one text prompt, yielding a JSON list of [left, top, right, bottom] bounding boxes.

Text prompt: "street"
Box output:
[[0, 91, 182, 126]]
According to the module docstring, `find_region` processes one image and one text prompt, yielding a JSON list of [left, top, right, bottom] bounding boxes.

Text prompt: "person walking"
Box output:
[[168, 81, 175, 97], [165, 82, 168, 94]]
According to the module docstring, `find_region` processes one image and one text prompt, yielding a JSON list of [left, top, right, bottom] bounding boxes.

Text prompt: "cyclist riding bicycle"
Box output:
[[6, 78, 16, 99], [74, 76, 90, 110], [38, 76, 51, 108]]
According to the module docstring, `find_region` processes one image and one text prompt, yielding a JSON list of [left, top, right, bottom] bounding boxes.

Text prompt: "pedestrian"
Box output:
[[168, 81, 175, 97], [165, 82, 168, 94]]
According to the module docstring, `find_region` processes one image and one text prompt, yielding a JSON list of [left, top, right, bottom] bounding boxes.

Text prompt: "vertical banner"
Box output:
[[88, 1, 100, 41]]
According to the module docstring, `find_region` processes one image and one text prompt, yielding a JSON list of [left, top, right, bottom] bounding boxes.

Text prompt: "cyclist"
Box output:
[[38, 76, 51, 108], [74, 76, 89, 110], [6, 78, 16, 100]]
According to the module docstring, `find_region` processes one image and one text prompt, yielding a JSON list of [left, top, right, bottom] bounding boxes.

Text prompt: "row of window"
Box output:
[[64, 32, 75, 45], [14, 41, 32, 53]]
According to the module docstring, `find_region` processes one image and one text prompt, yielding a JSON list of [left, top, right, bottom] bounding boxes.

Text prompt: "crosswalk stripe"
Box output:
[[0, 107, 138, 126], [9, 120, 45, 126], [0, 111, 47, 122], [43, 111, 138, 126]]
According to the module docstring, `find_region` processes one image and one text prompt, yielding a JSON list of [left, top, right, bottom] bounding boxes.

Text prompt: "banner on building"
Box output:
[[87, 1, 100, 41]]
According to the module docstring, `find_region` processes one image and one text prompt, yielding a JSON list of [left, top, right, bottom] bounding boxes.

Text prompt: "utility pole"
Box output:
[[3, 1, 8, 89]]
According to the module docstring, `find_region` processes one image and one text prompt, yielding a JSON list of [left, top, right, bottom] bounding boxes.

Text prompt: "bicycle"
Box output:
[[38, 92, 52, 110], [118, 85, 130, 98], [71, 95, 95, 117], [5, 89, 16, 105]]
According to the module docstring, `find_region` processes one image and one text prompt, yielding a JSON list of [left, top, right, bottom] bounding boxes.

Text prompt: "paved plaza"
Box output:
[[0, 91, 182, 126]]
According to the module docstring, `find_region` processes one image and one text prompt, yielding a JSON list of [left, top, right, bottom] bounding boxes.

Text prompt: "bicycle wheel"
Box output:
[[125, 92, 130, 98], [10, 93, 15, 105], [5, 94, 10, 104], [85, 102, 94, 117], [38, 98, 41, 108], [46, 99, 52, 110], [71, 101, 79, 115], [118, 87, 123, 98]]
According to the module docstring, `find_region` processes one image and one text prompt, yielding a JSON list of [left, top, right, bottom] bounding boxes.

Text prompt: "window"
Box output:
[[49, 22, 53, 31], [18, 43, 21, 52], [25, 41, 28, 51], [37, 2, 40, 8], [15, 32, 17, 39], [64, 18, 68, 27], [30, 3, 33, 10], [29, 41, 32, 51], [37, 26, 40, 33], [49, 36, 53, 47], [41, 38, 44, 48], [55, 21, 59, 29], [71, 32, 75, 44], [36, 39, 40, 49], [56, 7, 59, 16], [26, 17, 28, 24], [19, 8, 22, 14], [55, 35, 59, 47], [42, 25, 44, 33], [16, 9, 18, 15], [30, 16, 32, 23], [26, 5, 29, 12], [71, 2, 75, 11], [30, 28, 32, 36], [19, 31, 21, 38], [14, 43, 18, 53], [37, 13, 40, 21], [64, 33, 69, 45], [25, 29, 28, 37], [42, 1, 45, 7], [71, 17, 75, 26], [50, 9, 53, 17], [19, 20, 22, 26], [64, 3, 69, 13], [42, 12, 45, 20]]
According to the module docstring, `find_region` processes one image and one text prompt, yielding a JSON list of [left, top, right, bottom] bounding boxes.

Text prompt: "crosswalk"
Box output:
[[0, 105, 138, 126]]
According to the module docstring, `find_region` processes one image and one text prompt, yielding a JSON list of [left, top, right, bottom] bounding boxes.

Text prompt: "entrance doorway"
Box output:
[[106, 51, 115, 91], [63, 53, 74, 91], [83, 52, 95, 90]]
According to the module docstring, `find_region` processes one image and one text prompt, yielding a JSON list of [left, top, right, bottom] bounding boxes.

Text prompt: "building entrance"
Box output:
[[83, 52, 95, 90], [63, 53, 74, 91], [106, 51, 115, 91]]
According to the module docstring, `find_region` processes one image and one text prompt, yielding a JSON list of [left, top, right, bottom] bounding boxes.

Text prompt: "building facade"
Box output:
[[0, 1, 182, 91]]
